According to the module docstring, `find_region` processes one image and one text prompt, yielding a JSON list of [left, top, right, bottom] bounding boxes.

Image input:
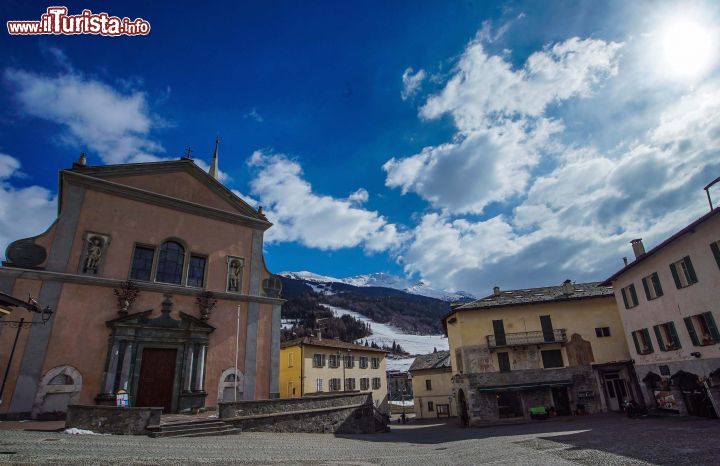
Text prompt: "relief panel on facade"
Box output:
[[464, 346, 493, 373], [565, 333, 595, 367]]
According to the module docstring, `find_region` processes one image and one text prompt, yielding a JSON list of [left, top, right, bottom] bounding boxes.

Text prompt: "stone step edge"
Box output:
[[152, 428, 242, 439], [222, 403, 368, 422]]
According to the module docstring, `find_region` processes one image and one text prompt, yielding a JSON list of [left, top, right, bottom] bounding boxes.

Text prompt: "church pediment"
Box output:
[[106, 308, 214, 333]]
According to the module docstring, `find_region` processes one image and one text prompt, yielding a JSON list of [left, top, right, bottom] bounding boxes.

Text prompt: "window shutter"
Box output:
[[703, 312, 720, 342], [631, 331, 642, 354], [629, 284, 638, 306], [668, 321, 681, 349], [642, 328, 654, 353], [652, 272, 664, 297], [653, 325, 666, 351], [621, 288, 630, 309], [684, 317, 700, 346], [322, 354, 326, 367], [711, 242, 720, 270], [642, 277, 652, 300], [683, 256, 698, 284], [670, 263, 682, 289]]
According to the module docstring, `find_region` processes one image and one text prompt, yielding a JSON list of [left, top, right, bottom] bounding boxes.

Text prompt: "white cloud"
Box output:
[[5, 69, 163, 164], [400, 68, 427, 100], [0, 154, 57, 257], [243, 107, 264, 123], [248, 151, 403, 252]]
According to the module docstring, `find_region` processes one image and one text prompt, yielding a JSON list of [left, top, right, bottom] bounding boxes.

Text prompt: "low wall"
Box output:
[[219, 393, 382, 434], [65, 405, 162, 435]]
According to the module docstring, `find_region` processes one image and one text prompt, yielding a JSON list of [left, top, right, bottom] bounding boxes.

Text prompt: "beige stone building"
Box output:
[[602, 207, 720, 417], [0, 152, 283, 419], [443, 281, 635, 426], [409, 351, 456, 419], [279, 336, 389, 411]]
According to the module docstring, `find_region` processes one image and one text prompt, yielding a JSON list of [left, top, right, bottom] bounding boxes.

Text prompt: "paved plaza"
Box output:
[[0, 414, 718, 465]]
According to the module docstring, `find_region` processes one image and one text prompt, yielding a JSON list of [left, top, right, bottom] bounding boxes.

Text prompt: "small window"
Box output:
[[670, 256, 698, 289], [313, 353, 326, 368], [425, 379, 432, 390], [130, 245, 155, 281], [631, 329, 654, 355], [360, 378, 369, 390], [371, 357, 380, 369], [345, 378, 356, 390], [711, 241, 720, 270], [372, 377, 381, 390], [427, 401, 434, 411], [642, 272, 664, 300], [316, 378, 323, 392], [359, 356, 368, 368], [155, 241, 185, 285], [653, 322, 681, 351], [344, 355, 355, 368], [329, 354, 339, 368], [497, 352, 511, 372], [541, 349, 564, 369], [684, 312, 720, 346], [595, 327, 611, 338], [187, 255, 206, 288], [620, 283, 639, 309], [329, 378, 341, 391]]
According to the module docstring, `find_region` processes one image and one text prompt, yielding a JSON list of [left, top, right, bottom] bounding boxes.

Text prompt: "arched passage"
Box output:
[[32, 365, 82, 419], [217, 368, 244, 403]]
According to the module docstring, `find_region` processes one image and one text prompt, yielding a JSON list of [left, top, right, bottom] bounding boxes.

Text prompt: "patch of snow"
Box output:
[[324, 305, 448, 360], [64, 428, 100, 435]]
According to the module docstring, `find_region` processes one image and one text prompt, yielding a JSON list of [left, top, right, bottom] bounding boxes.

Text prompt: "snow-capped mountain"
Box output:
[[279, 270, 475, 302]]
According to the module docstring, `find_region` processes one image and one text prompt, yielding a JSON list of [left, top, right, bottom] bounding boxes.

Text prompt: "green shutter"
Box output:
[[652, 272, 664, 297], [703, 312, 720, 342], [621, 288, 630, 309], [670, 263, 682, 289], [631, 331, 642, 354], [711, 242, 720, 270], [653, 325, 666, 351], [684, 317, 700, 346], [642, 277, 652, 300], [629, 284, 638, 306], [683, 256, 698, 284], [642, 328, 654, 353], [668, 321, 681, 349]]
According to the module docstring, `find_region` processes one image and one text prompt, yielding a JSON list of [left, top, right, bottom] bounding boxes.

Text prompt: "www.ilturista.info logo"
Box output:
[[7, 6, 150, 36]]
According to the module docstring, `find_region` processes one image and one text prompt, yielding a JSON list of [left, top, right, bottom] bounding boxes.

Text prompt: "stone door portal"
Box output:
[[136, 348, 177, 413]]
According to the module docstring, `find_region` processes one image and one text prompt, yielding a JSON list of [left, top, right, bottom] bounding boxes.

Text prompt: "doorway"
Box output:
[[604, 373, 629, 411], [136, 348, 177, 413], [551, 387, 572, 415], [457, 389, 469, 426]]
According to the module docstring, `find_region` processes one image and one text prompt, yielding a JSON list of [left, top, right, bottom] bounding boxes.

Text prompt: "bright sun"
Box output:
[[658, 17, 717, 79]]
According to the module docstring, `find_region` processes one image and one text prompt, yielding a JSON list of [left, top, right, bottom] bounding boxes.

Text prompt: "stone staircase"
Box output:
[[147, 418, 241, 438]]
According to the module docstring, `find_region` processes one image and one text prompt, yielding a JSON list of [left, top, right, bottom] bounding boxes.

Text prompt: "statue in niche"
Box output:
[[227, 258, 244, 292], [83, 235, 107, 274]]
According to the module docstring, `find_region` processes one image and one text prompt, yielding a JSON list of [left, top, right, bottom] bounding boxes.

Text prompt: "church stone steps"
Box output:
[[147, 419, 241, 438]]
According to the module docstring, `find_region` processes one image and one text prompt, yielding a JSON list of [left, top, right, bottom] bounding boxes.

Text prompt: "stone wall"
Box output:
[[219, 393, 383, 434], [65, 405, 162, 435]]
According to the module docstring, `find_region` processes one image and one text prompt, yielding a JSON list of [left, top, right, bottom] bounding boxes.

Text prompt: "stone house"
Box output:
[[602, 206, 720, 417], [409, 351, 456, 419], [0, 152, 283, 419], [443, 281, 637, 426], [279, 336, 389, 411]]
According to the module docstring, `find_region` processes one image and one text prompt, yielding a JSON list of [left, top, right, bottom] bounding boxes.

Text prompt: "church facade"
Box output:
[[0, 153, 283, 419]]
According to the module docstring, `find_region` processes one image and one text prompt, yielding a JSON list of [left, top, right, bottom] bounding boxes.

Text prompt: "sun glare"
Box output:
[[657, 17, 717, 79]]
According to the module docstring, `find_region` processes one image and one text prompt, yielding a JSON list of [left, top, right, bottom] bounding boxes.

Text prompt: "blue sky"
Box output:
[[1, 1, 720, 295]]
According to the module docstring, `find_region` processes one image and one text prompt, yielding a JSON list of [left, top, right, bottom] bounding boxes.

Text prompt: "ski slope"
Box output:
[[324, 304, 449, 372]]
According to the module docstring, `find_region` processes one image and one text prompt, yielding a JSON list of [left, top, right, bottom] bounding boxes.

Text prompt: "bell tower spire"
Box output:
[[209, 136, 220, 180]]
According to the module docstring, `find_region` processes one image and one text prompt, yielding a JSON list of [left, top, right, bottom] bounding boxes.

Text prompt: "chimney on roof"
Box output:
[[562, 279, 574, 296], [317, 330, 321, 341], [630, 238, 645, 259], [493, 286, 500, 296], [623, 256, 628, 266]]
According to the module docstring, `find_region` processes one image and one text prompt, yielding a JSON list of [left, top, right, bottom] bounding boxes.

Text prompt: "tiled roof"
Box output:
[[280, 336, 387, 353], [409, 351, 451, 372], [601, 207, 720, 285], [454, 281, 613, 311]]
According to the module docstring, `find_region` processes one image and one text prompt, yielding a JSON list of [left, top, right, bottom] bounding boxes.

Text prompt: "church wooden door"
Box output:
[[135, 348, 177, 413]]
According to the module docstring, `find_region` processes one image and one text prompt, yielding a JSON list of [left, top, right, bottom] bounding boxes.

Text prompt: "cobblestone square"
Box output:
[[0, 414, 718, 465]]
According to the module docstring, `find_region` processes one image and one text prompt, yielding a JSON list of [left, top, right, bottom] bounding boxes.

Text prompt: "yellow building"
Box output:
[[443, 280, 636, 426], [279, 336, 389, 411], [409, 351, 456, 419]]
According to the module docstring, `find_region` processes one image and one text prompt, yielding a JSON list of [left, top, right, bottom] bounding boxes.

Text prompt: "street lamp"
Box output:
[[401, 387, 407, 423]]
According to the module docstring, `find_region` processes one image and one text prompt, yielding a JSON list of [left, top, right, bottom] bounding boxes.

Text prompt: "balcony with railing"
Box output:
[[486, 329, 567, 349]]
